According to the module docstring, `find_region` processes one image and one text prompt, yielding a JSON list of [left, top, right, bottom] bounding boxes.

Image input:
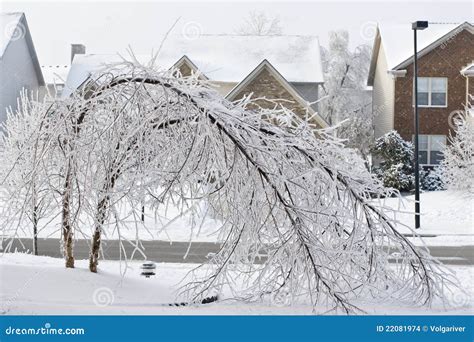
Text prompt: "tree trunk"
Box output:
[[89, 196, 109, 273], [62, 167, 74, 268], [32, 205, 38, 256], [89, 229, 101, 273], [31, 184, 39, 256], [89, 147, 123, 273]]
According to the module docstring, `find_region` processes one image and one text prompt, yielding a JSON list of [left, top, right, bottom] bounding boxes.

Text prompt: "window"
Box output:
[[415, 77, 447, 107], [415, 135, 446, 165]]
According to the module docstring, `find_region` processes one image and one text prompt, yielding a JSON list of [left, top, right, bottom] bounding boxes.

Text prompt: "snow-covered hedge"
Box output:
[[420, 167, 445, 192], [371, 131, 414, 191]]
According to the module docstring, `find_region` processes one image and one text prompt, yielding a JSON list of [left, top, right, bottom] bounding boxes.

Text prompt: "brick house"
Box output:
[[368, 22, 473, 165], [64, 35, 327, 128]]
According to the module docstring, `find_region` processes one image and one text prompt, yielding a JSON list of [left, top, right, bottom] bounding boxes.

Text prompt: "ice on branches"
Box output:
[[0, 57, 458, 313]]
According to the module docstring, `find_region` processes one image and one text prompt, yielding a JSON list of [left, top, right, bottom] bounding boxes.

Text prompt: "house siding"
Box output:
[[372, 42, 395, 139], [291, 82, 321, 112], [230, 66, 322, 127], [211, 82, 237, 97], [393, 29, 474, 142], [177, 62, 193, 77], [0, 36, 42, 125]]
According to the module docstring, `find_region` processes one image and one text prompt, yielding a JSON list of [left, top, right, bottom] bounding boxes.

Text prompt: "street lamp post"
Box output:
[[412, 21, 428, 229]]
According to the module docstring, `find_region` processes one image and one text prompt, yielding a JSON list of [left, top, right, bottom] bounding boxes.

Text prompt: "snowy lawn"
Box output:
[[1, 253, 472, 315], [376, 190, 473, 246], [4, 190, 472, 246], [1, 200, 223, 243]]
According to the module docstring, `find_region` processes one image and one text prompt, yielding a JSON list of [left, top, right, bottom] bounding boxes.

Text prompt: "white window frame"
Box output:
[[413, 77, 448, 108], [414, 134, 447, 165]]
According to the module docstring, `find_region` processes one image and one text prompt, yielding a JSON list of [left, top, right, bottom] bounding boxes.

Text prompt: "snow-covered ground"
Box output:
[[376, 190, 473, 246], [4, 190, 472, 246], [1, 253, 472, 315], [2, 200, 223, 242]]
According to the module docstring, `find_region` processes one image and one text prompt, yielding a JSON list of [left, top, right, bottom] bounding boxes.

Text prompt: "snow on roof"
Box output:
[[0, 12, 23, 57], [379, 22, 473, 70], [157, 34, 324, 83], [41, 65, 70, 85], [63, 34, 323, 97]]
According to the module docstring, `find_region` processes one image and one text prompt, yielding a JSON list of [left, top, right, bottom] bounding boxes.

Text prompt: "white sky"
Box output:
[[1, 0, 473, 66]]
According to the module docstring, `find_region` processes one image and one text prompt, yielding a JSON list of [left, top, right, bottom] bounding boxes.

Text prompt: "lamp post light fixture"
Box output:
[[412, 20, 428, 229]]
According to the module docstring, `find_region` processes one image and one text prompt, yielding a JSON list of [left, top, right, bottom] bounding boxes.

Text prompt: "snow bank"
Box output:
[[377, 190, 473, 236], [1, 254, 472, 315]]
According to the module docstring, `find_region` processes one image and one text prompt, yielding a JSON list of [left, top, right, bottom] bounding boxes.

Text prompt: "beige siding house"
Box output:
[[368, 34, 395, 139]]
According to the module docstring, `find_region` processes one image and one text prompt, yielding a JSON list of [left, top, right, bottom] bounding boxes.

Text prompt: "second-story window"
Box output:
[[417, 77, 448, 107]]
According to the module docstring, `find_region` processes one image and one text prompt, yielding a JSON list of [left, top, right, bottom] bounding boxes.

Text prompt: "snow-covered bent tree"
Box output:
[[0, 59, 457, 313]]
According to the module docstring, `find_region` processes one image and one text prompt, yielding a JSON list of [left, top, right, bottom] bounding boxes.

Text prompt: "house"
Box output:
[[63, 35, 328, 128], [0, 12, 44, 125], [368, 22, 474, 165]]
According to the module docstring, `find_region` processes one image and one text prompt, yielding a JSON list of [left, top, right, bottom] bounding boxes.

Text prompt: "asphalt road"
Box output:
[[4, 238, 474, 265]]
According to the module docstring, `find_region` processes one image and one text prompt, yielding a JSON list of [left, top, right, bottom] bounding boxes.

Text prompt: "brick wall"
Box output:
[[393, 29, 474, 142]]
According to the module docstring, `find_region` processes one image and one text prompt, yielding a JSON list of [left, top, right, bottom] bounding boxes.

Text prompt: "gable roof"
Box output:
[[368, 21, 473, 85], [226, 59, 328, 128], [0, 12, 44, 85], [171, 55, 208, 80]]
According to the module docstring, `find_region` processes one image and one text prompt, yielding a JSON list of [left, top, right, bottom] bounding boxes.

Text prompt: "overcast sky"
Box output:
[[2, 0, 473, 65]]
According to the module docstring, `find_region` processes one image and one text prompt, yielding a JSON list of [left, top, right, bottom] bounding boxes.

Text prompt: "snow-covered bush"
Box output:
[[371, 131, 414, 191], [442, 110, 474, 193], [420, 167, 445, 192], [0, 58, 458, 313]]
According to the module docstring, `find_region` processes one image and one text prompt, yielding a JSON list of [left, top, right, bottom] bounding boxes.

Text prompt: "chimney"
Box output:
[[71, 44, 86, 62]]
